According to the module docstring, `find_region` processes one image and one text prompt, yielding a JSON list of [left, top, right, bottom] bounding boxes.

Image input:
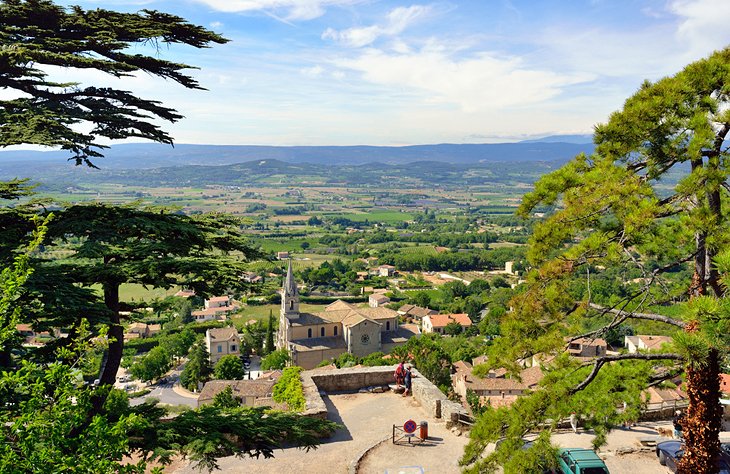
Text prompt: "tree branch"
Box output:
[[569, 353, 685, 394], [588, 303, 687, 328]]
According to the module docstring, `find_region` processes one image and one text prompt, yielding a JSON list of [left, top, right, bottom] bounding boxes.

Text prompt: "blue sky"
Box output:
[[44, 1, 730, 145]]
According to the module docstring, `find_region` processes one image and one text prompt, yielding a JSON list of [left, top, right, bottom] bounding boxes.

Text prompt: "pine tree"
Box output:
[[265, 309, 275, 355], [462, 47, 730, 473], [0, 0, 227, 166]]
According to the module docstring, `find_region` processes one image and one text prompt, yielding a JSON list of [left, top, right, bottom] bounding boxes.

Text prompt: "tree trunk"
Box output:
[[682, 153, 724, 474], [100, 280, 122, 386], [676, 349, 722, 474]]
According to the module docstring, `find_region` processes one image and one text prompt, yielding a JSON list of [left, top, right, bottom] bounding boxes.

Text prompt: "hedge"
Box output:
[[272, 366, 305, 412]]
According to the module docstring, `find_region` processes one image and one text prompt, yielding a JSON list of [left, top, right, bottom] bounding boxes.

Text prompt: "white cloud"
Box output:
[[669, 0, 730, 58], [334, 46, 593, 112], [192, 0, 360, 20], [209, 21, 224, 29], [322, 5, 431, 47], [300, 65, 324, 77]]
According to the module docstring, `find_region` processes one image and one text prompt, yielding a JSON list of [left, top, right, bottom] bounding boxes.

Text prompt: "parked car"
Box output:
[[656, 440, 730, 473], [556, 448, 609, 474]]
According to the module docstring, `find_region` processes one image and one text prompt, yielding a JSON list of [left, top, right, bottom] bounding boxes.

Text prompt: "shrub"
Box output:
[[272, 367, 305, 412], [261, 349, 290, 370]]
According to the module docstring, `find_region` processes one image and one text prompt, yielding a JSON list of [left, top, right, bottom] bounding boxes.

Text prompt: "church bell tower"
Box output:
[[281, 259, 299, 319]]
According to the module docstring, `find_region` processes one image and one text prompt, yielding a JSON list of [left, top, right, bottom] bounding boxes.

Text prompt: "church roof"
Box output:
[[357, 307, 398, 320], [326, 300, 357, 311], [289, 312, 332, 327], [342, 313, 380, 328], [314, 309, 352, 323]]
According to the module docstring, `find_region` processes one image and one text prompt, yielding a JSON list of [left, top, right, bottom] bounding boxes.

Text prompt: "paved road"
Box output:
[[130, 366, 198, 408], [128, 355, 262, 408]]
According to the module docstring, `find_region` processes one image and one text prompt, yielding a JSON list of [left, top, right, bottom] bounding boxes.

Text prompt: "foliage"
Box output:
[[463, 48, 730, 473], [0, 0, 227, 166], [272, 366, 306, 412], [34, 203, 256, 385], [212, 386, 241, 408], [333, 351, 358, 368], [180, 342, 211, 392], [128, 328, 196, 382], [466, 388, 486, 417], [242, 319, 266, 355], [409, 291, 431, 308], [265, 309, 275, 355], [214, 355, 246, 380], [393, 333, 452, 392], [0, 225, 148, 472], [178, 299, 194, 325], [261, 349, 290, 370], [129, 345, 172, 382], [144, 404, 338, 472], [360, 351, 392, 366], [444, 321, 464, 336]]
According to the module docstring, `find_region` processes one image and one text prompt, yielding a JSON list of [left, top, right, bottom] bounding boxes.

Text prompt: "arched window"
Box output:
[[321, 327, 325, 337], [386, 321, 390, 331], [308, 328, 312, 338], [290, 300, 294, 310], [334, 326, 338, 337]]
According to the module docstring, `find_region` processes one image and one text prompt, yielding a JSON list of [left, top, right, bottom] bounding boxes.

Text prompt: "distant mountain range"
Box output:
[[0, 135, 594, 176]]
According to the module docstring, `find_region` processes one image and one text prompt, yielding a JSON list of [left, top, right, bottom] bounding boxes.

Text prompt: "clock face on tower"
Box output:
[[360, 334, 370, 344]]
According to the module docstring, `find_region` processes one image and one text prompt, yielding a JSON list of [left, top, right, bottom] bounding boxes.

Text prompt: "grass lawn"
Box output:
[[115, 284, 180, 302]]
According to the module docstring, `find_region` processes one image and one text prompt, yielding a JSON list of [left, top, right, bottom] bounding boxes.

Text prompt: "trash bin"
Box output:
[[419, 421, 428, 440]]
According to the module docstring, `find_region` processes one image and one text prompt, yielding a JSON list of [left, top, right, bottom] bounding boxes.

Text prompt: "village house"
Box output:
[[452, 359, 544, 408], [192, 295, 240, 322], [644, 384, 688, 410], [565, 337, 607, 358], [241, 272, 264, 284], [397, 304, 437, 322], [624, 334, 673, 353], [277, 251, 289, 260], [378, 264, 396, 277], [422, 313, 472, 334], [16, 324, 36, 342], [124, 322, 162, 340], [15, 324, 53, 346], [197, 371, 283, 408], [277, 261, 418, 369], [368, 293, 390, 308], [205, 327, 242, 364]]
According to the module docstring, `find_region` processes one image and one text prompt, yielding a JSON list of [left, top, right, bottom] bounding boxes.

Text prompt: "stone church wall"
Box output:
[[294, 346, 347, 370], [347, 320, 382, 358]]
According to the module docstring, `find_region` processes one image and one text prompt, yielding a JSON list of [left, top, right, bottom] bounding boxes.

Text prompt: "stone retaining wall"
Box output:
[[300, 365, 469, 428], [309, 365, 396, 392]]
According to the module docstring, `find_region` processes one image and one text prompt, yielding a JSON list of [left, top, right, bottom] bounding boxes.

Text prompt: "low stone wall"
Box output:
[[411, 369, 443, 418], [301, 371, 328, 420], [408, 369, 469, 427], [309, 365, 396, 392], [300, 365, 470, 429]]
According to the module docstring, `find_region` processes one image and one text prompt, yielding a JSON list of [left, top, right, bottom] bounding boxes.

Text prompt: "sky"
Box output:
[[35, 0, 730, 145]]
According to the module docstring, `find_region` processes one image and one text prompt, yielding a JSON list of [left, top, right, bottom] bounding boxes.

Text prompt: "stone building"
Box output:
[[277, 261, 417, 369], [206, 327, 242, 364]]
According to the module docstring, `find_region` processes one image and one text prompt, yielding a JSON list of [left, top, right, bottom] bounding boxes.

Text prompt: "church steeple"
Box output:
[[281, 259, 299, 319], [284, 259, 297, 296]]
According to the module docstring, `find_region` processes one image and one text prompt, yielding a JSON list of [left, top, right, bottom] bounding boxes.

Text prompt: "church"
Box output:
[[276, 261, 419, 369]]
